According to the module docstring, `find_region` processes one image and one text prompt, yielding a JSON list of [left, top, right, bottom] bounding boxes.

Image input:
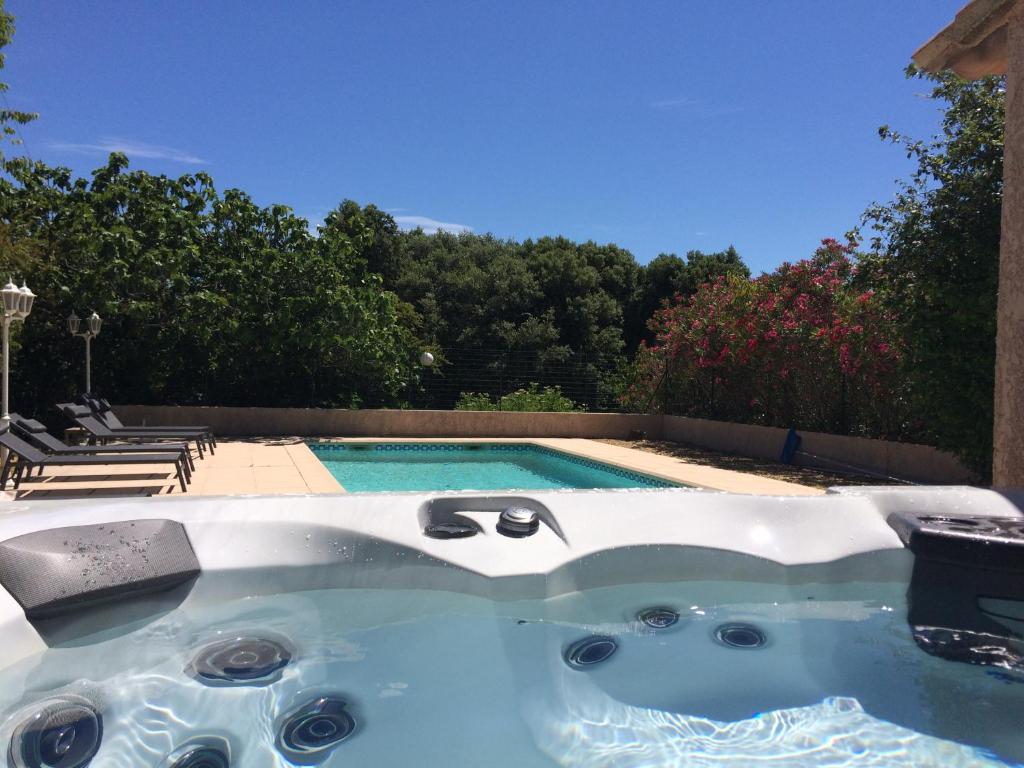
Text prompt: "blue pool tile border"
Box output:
[[306, 442, 678, 488]]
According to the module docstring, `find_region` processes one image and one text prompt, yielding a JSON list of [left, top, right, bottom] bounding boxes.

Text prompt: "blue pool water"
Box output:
[[308, 443, 680, 492]]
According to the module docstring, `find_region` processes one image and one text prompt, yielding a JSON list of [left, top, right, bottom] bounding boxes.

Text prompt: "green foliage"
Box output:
[[0, 156, 417, 412], [861, 66, 1005, 476], [623, 240, 904, 439], [0, 1, 767, 419], [453, 392, 498, 411], [0, 155, 746, 414], [0, 1, 37, 160], [380, 227, 638, 408], [336, 203, 751, 409], [455, 384, 583, 412], [624, 247, 749, 349]]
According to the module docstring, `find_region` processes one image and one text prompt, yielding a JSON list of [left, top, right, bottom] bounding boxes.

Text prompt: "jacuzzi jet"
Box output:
[[7, 695, 102, 768], [637, 607, 680, 629], [714, 623, 767, 649], [497, 506, 539, 538], [187, 636, 292, 686], [564, 636, 618, 668], [168, 745, 229, 768], [424, 522, 477, 539], [276, 697, 355, 765]]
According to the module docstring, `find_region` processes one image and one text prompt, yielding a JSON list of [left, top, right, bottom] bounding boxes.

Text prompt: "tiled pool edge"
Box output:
[[284, 442, 347, 493], [307, 441, 681, 490], [305, 437, 821, 496]]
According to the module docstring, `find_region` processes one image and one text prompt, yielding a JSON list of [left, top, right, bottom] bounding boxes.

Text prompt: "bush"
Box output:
[[455, 384, 583, 412], [621, 240, 905, 437], [861, 68, 1005, 476], [453, 392, 497, 411]]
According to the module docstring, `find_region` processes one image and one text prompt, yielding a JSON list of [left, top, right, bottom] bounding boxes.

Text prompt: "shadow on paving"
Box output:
[[12, 484, 174, 500], [597, 439, 897, 490]]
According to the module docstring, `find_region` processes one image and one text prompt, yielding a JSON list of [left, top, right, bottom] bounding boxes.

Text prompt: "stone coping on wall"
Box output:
[[112, 405, 973, 486]]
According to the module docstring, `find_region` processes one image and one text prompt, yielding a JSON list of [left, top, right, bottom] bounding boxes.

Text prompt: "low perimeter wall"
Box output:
[[115, 405, 975, 485], [661, 415, 974, 485], [113, 406, 660, 440]]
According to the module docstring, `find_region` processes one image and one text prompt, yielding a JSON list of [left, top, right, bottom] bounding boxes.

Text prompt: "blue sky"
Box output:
[[5, 1, 963, 274]]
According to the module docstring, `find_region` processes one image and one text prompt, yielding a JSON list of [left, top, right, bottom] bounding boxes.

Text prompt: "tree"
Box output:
[[625, 253, 688, 350], [861, 66, 1005, 475], [328, 200, 403, 283], [623, 239, 904, 437], [0, 0, 36, 161], [0, 155, 417, 413], [625, 247, 751, 350], [680, 246, 749, 295]]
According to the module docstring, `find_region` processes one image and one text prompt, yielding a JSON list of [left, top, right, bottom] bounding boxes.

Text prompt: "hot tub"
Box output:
[[0, 486, 1021, 766]]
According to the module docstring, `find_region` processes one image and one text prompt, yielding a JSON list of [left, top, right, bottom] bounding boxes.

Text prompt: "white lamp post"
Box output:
[[1, 278, 35, 486], [68, 311, 102, 394], [419, 351, 435, 368]]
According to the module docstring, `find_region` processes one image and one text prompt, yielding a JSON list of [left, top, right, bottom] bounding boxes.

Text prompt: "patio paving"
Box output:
[[0, 439, 342, 500], [0, 436, 821, 500]]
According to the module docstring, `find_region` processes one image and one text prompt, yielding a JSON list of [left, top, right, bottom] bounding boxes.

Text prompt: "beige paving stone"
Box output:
[[534, 438, 822, 496]]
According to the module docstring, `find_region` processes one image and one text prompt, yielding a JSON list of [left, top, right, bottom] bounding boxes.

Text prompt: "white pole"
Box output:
[[85, 334, 91, 394], [1, 316, 10, 489], [2, 316, 9, 422]]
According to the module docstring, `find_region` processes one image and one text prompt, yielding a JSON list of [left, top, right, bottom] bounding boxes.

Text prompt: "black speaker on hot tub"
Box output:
[[889, 513, 1024, 671]]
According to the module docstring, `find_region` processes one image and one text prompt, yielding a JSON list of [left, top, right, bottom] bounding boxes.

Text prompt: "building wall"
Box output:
[[994, 5, 1024, 486]]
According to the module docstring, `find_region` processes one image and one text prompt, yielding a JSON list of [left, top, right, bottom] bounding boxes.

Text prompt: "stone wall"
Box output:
[[112, 406, 661, 440], [114, 405, 974, 484], [663, 415, 974, 484]]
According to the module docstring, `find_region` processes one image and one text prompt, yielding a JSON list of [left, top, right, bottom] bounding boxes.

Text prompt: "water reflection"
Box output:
[[1, 586, 1022, 766], [528, 671, 1009, 767]]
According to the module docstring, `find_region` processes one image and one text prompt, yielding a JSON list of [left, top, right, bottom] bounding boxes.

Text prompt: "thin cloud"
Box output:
[[649, 97, 698, 108], [48, 137, 206, 164], [649, 97, 746, 118], [395, 215, 472, 235]]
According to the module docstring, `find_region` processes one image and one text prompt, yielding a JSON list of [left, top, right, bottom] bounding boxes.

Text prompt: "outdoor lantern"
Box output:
[[67, 310, 101, 394], [0, 276, 37, 486], [419, 351, 435, 367], [18, 282, 34, 318], [2, 279, 21, 316]]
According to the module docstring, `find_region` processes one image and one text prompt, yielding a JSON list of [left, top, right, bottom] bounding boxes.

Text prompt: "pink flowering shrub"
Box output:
[[622, 239, 905, 436]]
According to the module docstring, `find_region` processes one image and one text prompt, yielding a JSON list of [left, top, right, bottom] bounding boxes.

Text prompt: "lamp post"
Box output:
[[1, 278, 36, 486], [406, 351, 436, 409], [67, 311, 102, 394]]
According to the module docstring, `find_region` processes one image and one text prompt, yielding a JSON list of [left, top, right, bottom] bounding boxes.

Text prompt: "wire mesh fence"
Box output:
[[410, 347, 624, 412]]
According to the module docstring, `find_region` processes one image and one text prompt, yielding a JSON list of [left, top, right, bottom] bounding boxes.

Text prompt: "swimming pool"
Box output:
[[0, 488, 1022, 766], [307, 442, 679, 492]]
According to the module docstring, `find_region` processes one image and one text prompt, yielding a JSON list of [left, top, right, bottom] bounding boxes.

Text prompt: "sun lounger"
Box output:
[[0, 426, 189, 492], [9, 413, 194, 477], [81, 396, 216, 448], [58, 404, 212, 459]]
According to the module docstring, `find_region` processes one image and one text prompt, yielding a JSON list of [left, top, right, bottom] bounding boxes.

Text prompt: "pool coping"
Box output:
[[305, 437, 822, 496]]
